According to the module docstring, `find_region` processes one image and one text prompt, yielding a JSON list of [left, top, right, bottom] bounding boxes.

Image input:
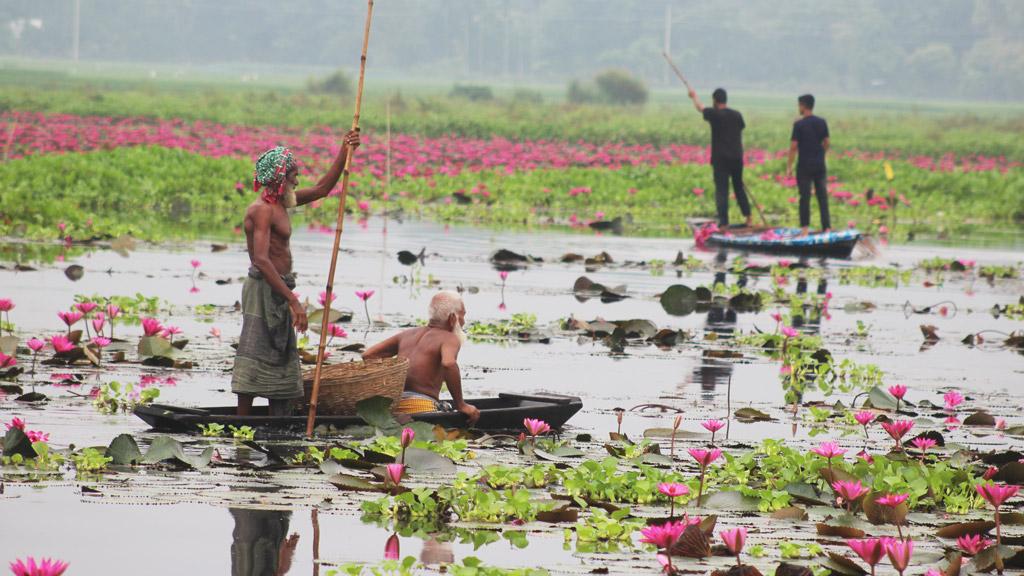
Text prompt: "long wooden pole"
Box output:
[[306, 0, 375, 437], [661, 51, 692, 92]]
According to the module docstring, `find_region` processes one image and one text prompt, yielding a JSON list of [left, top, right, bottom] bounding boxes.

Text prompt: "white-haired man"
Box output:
[[362, 291, 480, 424]]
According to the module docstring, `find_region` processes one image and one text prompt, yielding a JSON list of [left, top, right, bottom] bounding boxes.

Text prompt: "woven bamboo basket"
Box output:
[[302, 357, 409, 415]]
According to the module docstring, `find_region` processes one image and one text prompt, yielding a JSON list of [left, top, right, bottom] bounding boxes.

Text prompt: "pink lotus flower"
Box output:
[[358, 200, 370, 212], [92, 337, 111, 348], [957, 534, 993, 556], [875, 493, 909, 508], [6, 417, 25, 430], [701, 419, 725, 433], [27, 337, 45, 352], [854, 411, 875, 426], [781, 326, 798, 338], [355, 290, 375, 301], [832, 480, 870, 510], [943, 390, 964, 410], [190, 259, 201, 269], [385, 463, 405, 487], [106, 304, 121, 319], [812, 441, 847, 460], [983, 466, 999, 480], [719, 527, 747, 565], [401, 427, 415, 449], [209, 327, 221, 338], [384, 533, 400, 560], [318, 291, 336, 307], [689, 448, 723, 468], [996, 418, 1007, 431], [888, 384, 907, 399], [92, 316, 105, 333], [881, 419, 914, 447], [57, 310, 83, 327], [0, 351, 15, 368], [141, 317, 163, 337], [910, 437, 936, 454], [0, 298, 13, 312], [884, 538, 913, 576], [161, 326, 182, 340], [26, 430, 49, 443], [976, 483, 1019, 508], [692, 187, 704, 197], [76, 301, 98, 315], [778, 259, 791, 268], [639, 520, 687, 549], [8, 557, 69, 576], [658, 482, 689, 498], [327, 324, 348, 339], [857, 450, 874, 464], [523, 418, 551, 438], [770, 312, 782, 324], [499, 271, 509, 282], [50, 335, 76, 353], [779, 364, 792, 376], [847, 538, 886, 572]]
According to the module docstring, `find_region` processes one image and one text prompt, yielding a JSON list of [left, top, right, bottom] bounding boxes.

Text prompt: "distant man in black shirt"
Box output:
[[688, 87, 752, 228], [786, 94, 831, 235]]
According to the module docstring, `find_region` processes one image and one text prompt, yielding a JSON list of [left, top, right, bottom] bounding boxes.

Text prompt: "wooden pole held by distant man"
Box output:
[[306, 0, 375, 438]]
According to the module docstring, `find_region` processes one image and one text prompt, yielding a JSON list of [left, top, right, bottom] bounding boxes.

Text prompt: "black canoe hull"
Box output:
[[705, 235, 860, 259], [133, 392, 583, 433]]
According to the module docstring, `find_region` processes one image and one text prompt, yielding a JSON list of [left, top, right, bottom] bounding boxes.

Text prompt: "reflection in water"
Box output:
[[229, 507, 298, 576], [420, 536, 454, 566], [689, 266, 740, 400]]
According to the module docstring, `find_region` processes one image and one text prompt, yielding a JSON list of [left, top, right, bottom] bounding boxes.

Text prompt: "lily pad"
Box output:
[[816, 523, 865, 539], [660, 284, 698, 316], [403, 447, 456, 474], [785, 482, 830, 506], [824, 552, 868, 576], [328, 472, 385, 492], [138, 336, 177, 359], [356, 396, 400, 435], [105, 434, 143, 465], [671, 524, 712, 558], [734, 407, 772, 422], [935, 520, 995, 538], [862, 490, 907, 525], [963, 410, 996, 426], [535, 506, 579, 523], [2, 427, 36, 459], [308, 307, 351, 327], [142, 436, 213, 469], [613, 319, 658, 340], [994, 461, 1024, 484], [771, 506, 808, 521], [64, 264, 85, 281]]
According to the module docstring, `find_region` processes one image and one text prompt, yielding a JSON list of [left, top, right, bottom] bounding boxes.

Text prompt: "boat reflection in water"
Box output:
[[229, 504, 298, 576]]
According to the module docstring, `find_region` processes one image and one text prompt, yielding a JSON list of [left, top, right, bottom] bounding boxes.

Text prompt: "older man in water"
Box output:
[[362, 291, 480, 425], [232, 130, 360, 416]]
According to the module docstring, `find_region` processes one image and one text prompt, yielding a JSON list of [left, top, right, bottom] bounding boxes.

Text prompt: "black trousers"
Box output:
[[712, 157, 751, 226], [797, 166, 831, 230]]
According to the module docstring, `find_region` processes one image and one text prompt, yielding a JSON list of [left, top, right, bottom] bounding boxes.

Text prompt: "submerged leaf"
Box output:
[[106, 434, 143, 465]]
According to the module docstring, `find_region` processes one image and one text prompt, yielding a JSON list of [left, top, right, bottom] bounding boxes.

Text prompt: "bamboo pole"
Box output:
[[661, 51, 692, 92], [306, 0, 375, 438]]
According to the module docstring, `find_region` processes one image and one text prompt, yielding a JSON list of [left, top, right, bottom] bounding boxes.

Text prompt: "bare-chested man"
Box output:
[[231, 131, 360, 416], [362, 291, 481, 425]]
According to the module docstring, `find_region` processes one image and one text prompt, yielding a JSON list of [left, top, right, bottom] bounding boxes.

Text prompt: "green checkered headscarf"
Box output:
[[253, 146, 297, 203]]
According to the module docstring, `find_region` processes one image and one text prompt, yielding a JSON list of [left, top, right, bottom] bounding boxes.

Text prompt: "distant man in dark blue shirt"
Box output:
[[688, 87, 752, 228], [785, 94, 831, 235]]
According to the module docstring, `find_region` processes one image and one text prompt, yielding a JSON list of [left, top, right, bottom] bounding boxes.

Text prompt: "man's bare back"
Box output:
[[383, 326, 459, 399]]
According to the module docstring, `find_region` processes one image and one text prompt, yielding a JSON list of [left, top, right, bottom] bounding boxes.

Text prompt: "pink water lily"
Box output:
[[658, 482, 689, 519], [888, 384, 908, 413], [943, 390, 964, 410], [92, 316, 105, 334], [812, 441, 847, 460], [57, 310, 83, 329], [190, 259, 201, 268], [854, 411, 875, 426], [6, 417, 25, 430], [689, 448, 722, 506], [76, 301, 98, 315], [355, 290, 375, 301], [881, 419, 914, 449], [701, 419, 725, 443], [318, 291, 336, 307], [976, 483, 1020, 545], [26, 429, 49, 443], [884, 538, 913, 576], [92, 337, 111, 348], [8, 557, 69, 576], [499, 270, 509, 282], [50, 335, 76, 354], [141, 317, 164, 337], [327, 324, 348, 343], [781, 325, 798, 338], [909, 436, 937, 457], [719, 527, 747, 566], [831, 480, 869, 512], [847, 538, 885, 575], [384, 533, 400, 560], [27, 337, 45, 353], [385, 463, 405, 487], [957, 534, 993, 556], [640, 520, 687, 573], [876, 493, 909, 509], [0, 351, 15, 369], [401, 427, 415, 448], [523, 418, 551, 440], [0, 298, 13, 312]]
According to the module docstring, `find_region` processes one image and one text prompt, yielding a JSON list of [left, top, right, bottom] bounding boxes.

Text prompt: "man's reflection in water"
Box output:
[[690, 254, 743, 399], [229, 507, 298, 576], [792, 274, 828, 336], [420, 536, 454, 566]]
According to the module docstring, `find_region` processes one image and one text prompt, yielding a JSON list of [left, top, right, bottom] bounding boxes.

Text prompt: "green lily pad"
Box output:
[[356, 395, 400, 435], [328, 472, 386, 492], [734, 407, 772, 422], [138, 335, 177, 359], [2, 427, 36, 459], [142, 436, 212, 469], [660, 284, 698, 316], [105, 434, 143, 465], [403, 447, 456, 474]]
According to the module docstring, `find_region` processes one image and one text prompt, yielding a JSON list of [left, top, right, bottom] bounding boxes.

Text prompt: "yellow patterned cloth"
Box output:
[[395, 396, 437, 415]]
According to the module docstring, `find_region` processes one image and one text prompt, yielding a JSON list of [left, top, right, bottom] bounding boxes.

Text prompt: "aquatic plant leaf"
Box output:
[[659, 284, 697, 316], [142, 436, 212, 469], [0, 336, 17, 355], [935, 520, 995, 538], [403, 447, 456, 474], [613, 319, 657, 339], [105, 433, 143, 465], [971, 545, 1024, 572], [994, 462, 1024, 484], [774, 563, 813, 576], [328, 472, 385, 492], [14, 390, 44, 402], [651, 329, 680, 346], [771, 506, 808, 520], [963, 410, 996, 426], [356, 396, 400, 434], [863, 386, 899, 410], [642, 428, 706, 439], [638, 453, 673, 467], [816, 523, 865, 539], [535, 506, 579, 523], [921, 324, 940, 342], [308, 307, 348, 327], [824, 553, 868, 576], [734, 407, 772, 422], [137, 335, 177, 359], [942, 552, 962, 576], [785, 483, 830, 506], [2, 427, 35, 459], [703, 490, 761, 511], [671, 523, 712, 558]]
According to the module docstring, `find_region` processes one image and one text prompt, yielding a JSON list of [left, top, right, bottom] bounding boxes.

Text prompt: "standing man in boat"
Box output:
[[232, 130, 360, 416], [362, 291, 481, 425], [688, 87, 753, 228], [786, 94, 832, 235]]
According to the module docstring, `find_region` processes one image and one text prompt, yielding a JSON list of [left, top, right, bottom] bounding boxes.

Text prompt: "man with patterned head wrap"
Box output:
[[232, 129, 360, 416]]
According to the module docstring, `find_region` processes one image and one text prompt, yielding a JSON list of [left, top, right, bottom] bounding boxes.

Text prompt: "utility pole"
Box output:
[[72, 0, 80, 62], [663, 3, 672, 85]]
